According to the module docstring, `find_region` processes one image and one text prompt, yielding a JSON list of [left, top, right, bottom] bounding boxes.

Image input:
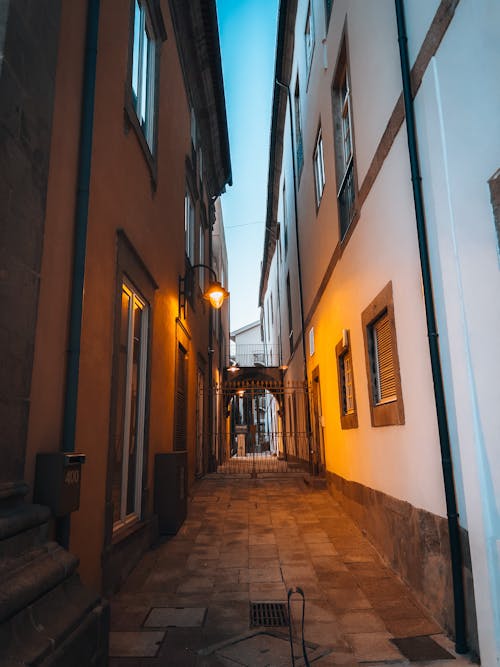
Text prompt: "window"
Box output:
[[370, 313, 396, 404], [283, 181, 288, 257], [304, 2, 315, 74], [174, 344, 188, 450], [336, 331, 358, 429], [313, 127, 326, 207], [198, 146, 203, 186], [131, 0, 158, 151], [190, 107, 197, 148], [309, 327, 315, 356], [362, 282, 404, 426], [286, 273, 293, 354], [112, 280, 149, 529], [190, 107, 198, 170], [185, 191, 195, 264], [294, 79, 304, 176], [198, 224, 205, 289], [332, 39, 357, 240]]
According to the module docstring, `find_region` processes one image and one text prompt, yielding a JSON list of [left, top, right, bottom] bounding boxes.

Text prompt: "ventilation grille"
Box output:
[[250, 602, 289, 628]]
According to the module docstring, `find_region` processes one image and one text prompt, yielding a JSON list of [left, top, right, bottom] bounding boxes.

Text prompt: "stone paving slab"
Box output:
[[144, 607, 207, 628], [109, 630, 165, 657], [109, 476, 476, 666]]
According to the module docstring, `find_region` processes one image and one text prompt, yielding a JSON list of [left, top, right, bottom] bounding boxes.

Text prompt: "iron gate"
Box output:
[[210, 379, 312, 476]]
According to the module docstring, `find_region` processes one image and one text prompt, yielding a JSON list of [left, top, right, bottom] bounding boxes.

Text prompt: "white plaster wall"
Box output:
[[310, 130, 447, 517], [411, 0, 500, 661], [291, 0, 407, 313], [277, 0, 447, 516], [347, 0, 402, 185], [403, 0, 440, 67], [233, 322, 262, 346]]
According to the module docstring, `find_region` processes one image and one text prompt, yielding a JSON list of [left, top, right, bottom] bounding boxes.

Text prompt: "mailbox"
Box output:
[[154, 452, 187, 535], [34, 453, 86, 516]]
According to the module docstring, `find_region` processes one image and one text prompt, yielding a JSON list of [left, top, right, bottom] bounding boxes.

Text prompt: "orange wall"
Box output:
[[27, 0, 215, 591]]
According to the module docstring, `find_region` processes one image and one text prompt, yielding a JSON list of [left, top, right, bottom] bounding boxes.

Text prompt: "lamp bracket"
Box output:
[[178, 263, 224, 318]]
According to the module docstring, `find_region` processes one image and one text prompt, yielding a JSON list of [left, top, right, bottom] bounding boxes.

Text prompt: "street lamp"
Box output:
[[178, 263, 229, 317]]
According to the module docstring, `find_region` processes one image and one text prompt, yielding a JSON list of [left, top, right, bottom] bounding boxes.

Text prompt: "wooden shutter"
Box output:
[[373, 312, 396, 403], [341, 351, 355, 414]]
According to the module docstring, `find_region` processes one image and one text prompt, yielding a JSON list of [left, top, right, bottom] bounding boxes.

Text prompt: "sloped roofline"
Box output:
[[169, 0, 232, 196]]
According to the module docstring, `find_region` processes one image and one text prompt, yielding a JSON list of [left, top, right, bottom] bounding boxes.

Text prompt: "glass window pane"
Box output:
[[139, 30, 148, 124], [112, 288, 131, 524], [126, 300, 143, 516], [132, 0, 141, 100], [142, 30, 156, 148]]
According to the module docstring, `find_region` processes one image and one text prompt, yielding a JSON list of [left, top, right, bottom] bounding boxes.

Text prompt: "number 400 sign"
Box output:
[[65, 469, 80, 485]]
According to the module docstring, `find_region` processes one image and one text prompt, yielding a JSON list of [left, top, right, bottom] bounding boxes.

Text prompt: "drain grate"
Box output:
[[391, 636, 455, 661], [250, 602, 289, 628]]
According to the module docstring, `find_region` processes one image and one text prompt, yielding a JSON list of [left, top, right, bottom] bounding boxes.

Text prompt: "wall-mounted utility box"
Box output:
[[34, 453, 86, 516], [154, 451, 187, 535]]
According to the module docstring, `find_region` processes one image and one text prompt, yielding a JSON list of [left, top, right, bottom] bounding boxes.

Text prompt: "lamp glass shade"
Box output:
[[204, 281, 228, 309]]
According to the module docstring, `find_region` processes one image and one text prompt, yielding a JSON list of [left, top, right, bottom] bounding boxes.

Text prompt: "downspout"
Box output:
[[395, 0, 467, 653], [276, 235, 283, 365], [208, 200, 215, 471], [275, 78, 314, 474], [58, 0, 100, 549]]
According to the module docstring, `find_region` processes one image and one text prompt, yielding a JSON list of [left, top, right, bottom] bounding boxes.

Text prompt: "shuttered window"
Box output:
[[336, 332, 358, 429], [362, 283, 404, 426], [340, 351, 355, 414], [371, 311, 396, 404]]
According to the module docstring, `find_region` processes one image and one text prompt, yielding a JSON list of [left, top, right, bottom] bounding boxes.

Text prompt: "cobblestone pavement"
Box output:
[[109, 476, 476, 666]]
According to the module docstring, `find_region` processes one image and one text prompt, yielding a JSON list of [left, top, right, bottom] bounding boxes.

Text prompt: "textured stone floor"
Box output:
[[108, 476, 475, 666]]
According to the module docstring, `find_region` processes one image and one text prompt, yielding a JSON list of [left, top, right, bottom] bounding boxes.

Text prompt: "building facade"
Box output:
[[259, 0, 499, 662], [0, 0, 230, 662]]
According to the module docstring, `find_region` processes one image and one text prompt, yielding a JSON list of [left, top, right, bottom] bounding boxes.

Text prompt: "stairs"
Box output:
[[0, 486, 109, 666]]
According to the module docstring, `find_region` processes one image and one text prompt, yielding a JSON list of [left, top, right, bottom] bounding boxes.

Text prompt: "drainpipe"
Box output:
[[208, 200, 216, 472], [275, 78, 314, 474], [58, 0, 100, 549], [276, 234, 283, 366], [395, 0, 467, 653]]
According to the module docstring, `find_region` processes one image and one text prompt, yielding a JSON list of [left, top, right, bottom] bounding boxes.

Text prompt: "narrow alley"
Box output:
[[1, 0, 498, 665], [108, 476, 472, 666]]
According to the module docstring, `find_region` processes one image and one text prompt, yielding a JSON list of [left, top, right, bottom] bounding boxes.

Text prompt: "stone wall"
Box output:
[[326, 471, 478, 656], [0, 0, 61, 486]]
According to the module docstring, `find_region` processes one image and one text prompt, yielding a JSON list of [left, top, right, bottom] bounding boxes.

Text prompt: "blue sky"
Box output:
[[216, 0, 279, 332]]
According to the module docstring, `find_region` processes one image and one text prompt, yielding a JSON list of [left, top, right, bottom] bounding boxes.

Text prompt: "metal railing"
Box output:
[[229, 344, 280, 367]]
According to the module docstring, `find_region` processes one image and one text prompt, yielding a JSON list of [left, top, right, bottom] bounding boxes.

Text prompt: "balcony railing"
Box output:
[[229, 344, 280, 368]]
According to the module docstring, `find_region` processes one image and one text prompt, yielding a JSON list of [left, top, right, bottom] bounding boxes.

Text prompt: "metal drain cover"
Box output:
[[391, 636, 455, 661], [250, 602, 289, 627]]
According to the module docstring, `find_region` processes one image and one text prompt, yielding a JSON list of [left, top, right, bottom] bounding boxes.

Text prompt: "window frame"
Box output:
[[198, 223, 205, 290], [332, 35, 358, 242], [361, 282, 404, 427], [113, 280, 148, 530], [125, 0, 166, 183], [286, 272, 294, 356], [313, 125, 326, 208], [335, 331, 358, 429], [294, 78, 304, 178], [108, 231, 157, 539], [304, 1, 315, 77], [282, 180, 289, 257], [185, 189, 196, 266]]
